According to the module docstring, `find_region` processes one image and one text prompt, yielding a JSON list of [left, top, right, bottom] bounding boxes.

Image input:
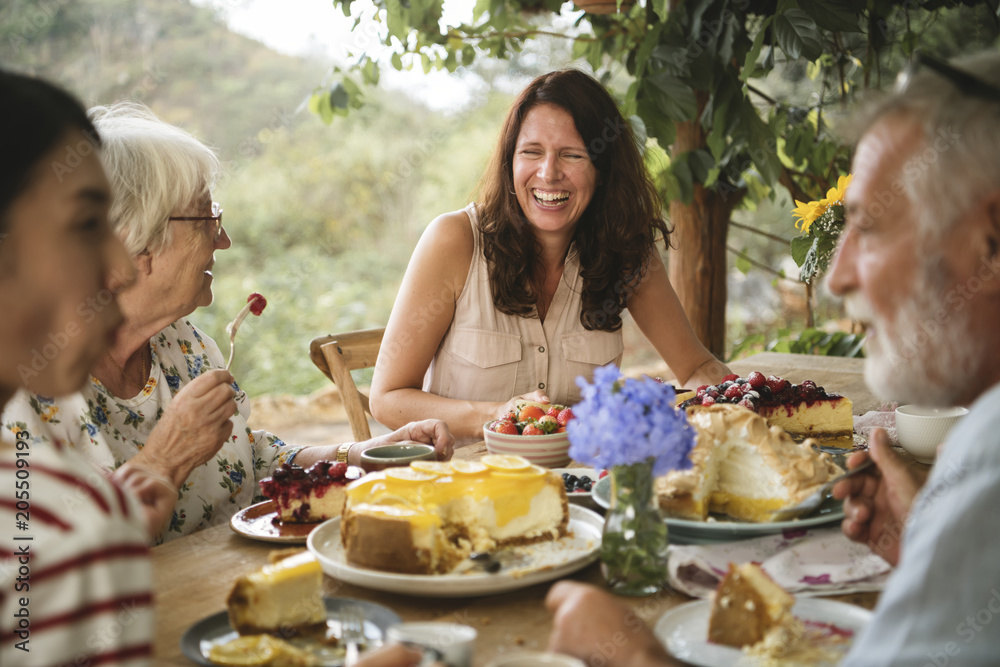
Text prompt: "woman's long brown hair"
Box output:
[[475, 69, 670, 331]]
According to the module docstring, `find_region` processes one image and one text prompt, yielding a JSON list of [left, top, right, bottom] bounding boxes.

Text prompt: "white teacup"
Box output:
[[387, 622, 477, 667], [485, 651, 586, 667], [895, 405, 968, 463]]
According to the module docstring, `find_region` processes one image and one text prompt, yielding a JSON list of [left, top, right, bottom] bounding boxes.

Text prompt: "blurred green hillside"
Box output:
[[1, 0, 514, 396]]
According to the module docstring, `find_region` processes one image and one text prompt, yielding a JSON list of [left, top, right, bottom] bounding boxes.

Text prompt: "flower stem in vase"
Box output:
[[600, 459, 668, 596]]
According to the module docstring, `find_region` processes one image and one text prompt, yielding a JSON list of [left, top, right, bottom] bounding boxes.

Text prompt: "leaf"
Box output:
[[391, 52, 403, 70], [645, 72, 698, 122], [637, 98, 676, 148], [735, 247, 752, 275], [652, 0, 669, 23], [798, 0, 862, 33], [670, 157, 694, 205], [688, 149, 715, 183], [632, 21, 665, 82], [790, 235, 815, 268], [329, 82, 350, 109], [742, 15, 773, 81], [773, 9, 823, 61]]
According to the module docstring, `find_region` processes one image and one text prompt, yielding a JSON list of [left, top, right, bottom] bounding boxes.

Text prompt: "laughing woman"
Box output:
[[2, 102, 453, 544], [370, 69, 730, 442]]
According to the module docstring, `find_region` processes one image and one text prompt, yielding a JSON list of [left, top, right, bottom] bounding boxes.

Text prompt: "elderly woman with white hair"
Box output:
[[1, 102, 453, 543]]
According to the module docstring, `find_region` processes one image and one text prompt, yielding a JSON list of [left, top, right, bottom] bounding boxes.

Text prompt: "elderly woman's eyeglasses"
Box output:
[[895, 51, 1000, 103], [168, 202, 224, 240]]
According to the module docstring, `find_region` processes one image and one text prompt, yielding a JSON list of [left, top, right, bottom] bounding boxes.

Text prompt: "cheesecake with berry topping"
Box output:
[[680, 371, 853, 438], [259, 461, 361, 523], [657, 404, 843, 522], [341, 456, 569, 574]]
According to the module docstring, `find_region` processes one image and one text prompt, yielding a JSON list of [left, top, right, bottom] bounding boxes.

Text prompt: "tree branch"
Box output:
[[726, 245, 800, 283], [729, 220, 792, 245]]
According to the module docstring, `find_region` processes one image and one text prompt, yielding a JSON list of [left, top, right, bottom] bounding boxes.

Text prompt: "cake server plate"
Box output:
[[180, 597, 401, 666], [653, 598, 872, 667], [591, 476, 845, 545], [307, 505, 603, 597]]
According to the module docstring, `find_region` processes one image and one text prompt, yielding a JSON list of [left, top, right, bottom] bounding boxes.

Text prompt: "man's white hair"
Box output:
[[89, 101, 221, 256], [850, 51, 1000, 244]]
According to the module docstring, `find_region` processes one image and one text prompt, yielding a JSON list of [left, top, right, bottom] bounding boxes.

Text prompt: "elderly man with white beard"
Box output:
[[541, 50, 1000, 667]]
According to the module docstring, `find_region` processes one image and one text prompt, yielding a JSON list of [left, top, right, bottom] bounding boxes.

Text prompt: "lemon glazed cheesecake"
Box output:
[[657, 404, 844, 522], [340, 455, 569, 574]]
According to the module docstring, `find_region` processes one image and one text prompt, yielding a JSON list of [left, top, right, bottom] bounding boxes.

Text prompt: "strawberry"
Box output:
[[522, 423, 546, 436], [546, 406, 562, 419], [247, 292, 267, 316], [722, 373, 740, 383], [557, 407, 575, 427], [518, 405, 546, 422], [538, 415, 560, 433], [491, 419, 518, 436], [723, 384, 743, 400], [765, 375, 790, 394], [328, 462, 349, 479]]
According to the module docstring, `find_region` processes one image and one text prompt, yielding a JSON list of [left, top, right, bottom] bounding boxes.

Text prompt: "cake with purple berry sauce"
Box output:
[[679, 371, 853, 438], [259, 461, 361, 523]]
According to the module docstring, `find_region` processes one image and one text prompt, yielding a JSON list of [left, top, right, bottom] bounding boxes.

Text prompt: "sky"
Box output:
[[192, 0, 489, 110]]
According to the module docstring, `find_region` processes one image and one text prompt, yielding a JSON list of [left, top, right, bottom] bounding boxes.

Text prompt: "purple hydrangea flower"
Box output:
[[567, 364, 696, 477]]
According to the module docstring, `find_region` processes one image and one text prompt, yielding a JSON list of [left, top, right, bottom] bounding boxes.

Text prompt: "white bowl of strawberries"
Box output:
[[483, 402, 576, 468]]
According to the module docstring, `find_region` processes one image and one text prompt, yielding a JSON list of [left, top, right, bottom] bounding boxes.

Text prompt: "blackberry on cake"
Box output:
[[680, 372, 853, 438]]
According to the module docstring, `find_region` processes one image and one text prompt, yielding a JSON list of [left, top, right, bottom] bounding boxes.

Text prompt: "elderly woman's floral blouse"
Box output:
[[1, 319, 301, 544]]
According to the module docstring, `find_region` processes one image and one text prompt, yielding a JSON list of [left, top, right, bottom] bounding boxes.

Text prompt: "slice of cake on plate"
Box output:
[[680, 372, 853, 438], [657, 404, 844, 522], [259, 461, 361, 523], [340, 455, 569, 574], [226, 550, 327, 637]]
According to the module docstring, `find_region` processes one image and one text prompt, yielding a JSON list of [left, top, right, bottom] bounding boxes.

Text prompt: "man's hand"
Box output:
[[832, 428, 927, 566], [355, 644, 425, 667], [373, 419, 455, 461], [546, 581, 675, 667], [137, 370, 237, 487]]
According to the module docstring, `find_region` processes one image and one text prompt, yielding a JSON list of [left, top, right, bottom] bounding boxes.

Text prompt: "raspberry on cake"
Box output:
[[340, 456, 569, 574], [226, 550, 327, 638], [681, 372, 853, 438], [657, 404, 844, 522], [259, 461, 361, 523]]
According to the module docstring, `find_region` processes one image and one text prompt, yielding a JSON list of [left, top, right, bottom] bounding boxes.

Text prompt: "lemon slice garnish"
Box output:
[[449, 460, 489, 475], [207, 635, 277, 666], [480, 454, 532, 471], [384, 467, 438, 483], [493, 464, 548, 478], [410, 461, 453, 475]]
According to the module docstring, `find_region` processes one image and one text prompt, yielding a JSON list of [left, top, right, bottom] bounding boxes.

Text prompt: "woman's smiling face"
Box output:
[[512, 103, 599, 238]]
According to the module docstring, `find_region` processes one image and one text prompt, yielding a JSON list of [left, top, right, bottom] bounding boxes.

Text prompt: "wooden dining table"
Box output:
[[151, 351, 885, 666]]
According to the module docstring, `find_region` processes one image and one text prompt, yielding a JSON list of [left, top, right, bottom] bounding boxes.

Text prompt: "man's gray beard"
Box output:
[[862, 271, 982, 407]]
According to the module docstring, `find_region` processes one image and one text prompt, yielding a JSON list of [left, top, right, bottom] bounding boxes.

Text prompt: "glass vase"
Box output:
[[600, 459, 669, 596]]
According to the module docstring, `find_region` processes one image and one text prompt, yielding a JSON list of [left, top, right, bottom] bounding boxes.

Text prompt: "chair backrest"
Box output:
[[308, 328, 385, 442]]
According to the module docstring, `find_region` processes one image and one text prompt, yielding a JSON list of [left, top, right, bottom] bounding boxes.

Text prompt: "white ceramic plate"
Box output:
[[592, 477, 844, 545], [654, 598, 871, 666], [308, 505, 602, 597]]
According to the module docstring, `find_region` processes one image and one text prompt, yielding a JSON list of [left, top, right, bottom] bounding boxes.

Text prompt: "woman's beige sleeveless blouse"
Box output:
[[422, 204, 624, 406]]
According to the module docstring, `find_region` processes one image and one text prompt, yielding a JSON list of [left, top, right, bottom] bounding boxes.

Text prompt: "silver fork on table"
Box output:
[[341, 604, 365, 667]]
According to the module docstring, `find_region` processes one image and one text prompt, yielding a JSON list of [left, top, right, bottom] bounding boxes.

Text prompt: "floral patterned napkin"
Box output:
[[667, 527, 892, 598], [853, 402, 899, 445]]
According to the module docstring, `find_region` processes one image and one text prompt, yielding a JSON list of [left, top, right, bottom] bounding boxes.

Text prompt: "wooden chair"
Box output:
[[309, 328, 385, 442]]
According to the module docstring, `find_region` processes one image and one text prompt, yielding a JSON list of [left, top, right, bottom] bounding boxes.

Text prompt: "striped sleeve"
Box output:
[[1, 437, 153, 667]]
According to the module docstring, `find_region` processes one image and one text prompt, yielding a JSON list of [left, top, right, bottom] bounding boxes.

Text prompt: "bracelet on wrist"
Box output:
[[336, 442, 355, 464]]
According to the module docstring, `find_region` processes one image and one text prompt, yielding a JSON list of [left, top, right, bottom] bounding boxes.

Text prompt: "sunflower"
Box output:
[[792, 174, 852, 235]]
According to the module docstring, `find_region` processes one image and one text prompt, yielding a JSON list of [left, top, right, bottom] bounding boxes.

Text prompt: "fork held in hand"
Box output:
[[771, 459, 877, 522]]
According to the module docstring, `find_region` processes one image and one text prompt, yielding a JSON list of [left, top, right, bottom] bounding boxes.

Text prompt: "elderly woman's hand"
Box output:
[[373, 419, 455, 461], [132, 369, 237, 488]]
